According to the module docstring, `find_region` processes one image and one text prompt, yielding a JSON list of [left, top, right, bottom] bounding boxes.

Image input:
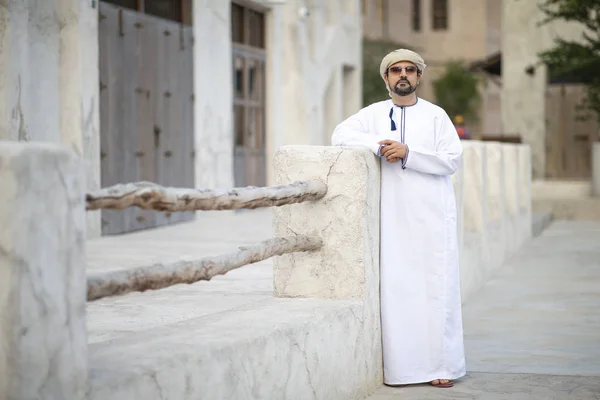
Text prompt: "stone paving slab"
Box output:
[[367, 373, 600, 400], [367, 221, 600, 399]]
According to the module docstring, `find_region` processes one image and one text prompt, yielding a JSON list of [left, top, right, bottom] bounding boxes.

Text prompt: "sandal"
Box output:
[[430, 380, 454, 388]]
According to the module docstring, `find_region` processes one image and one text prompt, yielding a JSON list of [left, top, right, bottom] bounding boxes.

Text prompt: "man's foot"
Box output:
[[429, 379, 454, 388]]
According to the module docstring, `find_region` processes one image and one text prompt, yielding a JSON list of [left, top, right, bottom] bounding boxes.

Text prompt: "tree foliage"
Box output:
[[432, 61, 481, 122], [538, 0, 600, 123]]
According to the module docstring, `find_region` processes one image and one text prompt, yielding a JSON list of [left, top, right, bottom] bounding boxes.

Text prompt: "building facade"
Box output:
[[362, 0, 597, 180], [501, 0, 596, 180], [0, 0, 362, 236], [361, 0, 502, 138]]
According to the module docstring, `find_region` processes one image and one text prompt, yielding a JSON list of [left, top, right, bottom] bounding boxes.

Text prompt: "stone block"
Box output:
[[273, 145, 380, 301], [592, 143, 600, 197], [503, 144, 520, 254], [485, 143, 505, 223], [460, 142, 488, 302], [484, 142, 507, 271], [87, 300, 379, 400], [463, 142, 486, 234], [273, 145, 383, 395], [0, 142, 87, 400], [516, 144, 533, 246]]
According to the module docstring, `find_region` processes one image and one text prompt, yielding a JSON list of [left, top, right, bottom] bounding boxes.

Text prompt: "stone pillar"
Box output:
[[0, 0, 101, 237], [484, 142, 507, 271], [592, 143, 600, 197], [0, 143, 87, 400], [272, 145, 382, 395], [273, 146, 380, 300], [193, 0, 234, 189], [80, 0, 102, 238]]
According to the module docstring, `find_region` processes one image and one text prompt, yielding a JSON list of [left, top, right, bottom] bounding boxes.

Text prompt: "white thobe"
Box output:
[[331, 98, 466, 385]]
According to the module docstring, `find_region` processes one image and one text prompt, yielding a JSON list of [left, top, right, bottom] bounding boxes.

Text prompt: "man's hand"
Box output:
[[378, 140, 407, 163]]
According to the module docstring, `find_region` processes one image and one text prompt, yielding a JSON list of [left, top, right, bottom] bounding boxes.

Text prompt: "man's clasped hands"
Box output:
[[378, 140, 407, 164]]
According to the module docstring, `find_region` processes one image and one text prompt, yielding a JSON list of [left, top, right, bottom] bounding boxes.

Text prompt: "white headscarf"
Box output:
[[379, 49, 427, 97], [379, 49, 427, 79]]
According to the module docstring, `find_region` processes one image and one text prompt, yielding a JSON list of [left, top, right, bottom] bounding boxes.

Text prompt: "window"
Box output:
[[232, 4, 266, 150], [231, 3, 265, 48], [412, 0, 421, 31], [145, 0, 182, 22], [100, 0, 191, 24], [102, 0, 137, 10], [432, 0, 448, 30]]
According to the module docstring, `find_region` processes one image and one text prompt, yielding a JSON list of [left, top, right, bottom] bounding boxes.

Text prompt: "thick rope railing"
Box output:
[[86, 180, 327, 212], [87, 235, 322, 301]]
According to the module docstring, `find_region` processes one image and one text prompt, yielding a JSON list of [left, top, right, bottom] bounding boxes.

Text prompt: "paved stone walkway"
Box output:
[[368, 221, 600, 399]]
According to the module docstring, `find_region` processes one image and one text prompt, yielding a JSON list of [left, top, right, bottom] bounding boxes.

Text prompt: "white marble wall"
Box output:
[[81, 0, 102, 238], [273, 145, 383, 399], [459, 141, 532, 302], [192, 0, 234, 189], [0, 142, 87, 400], [0, 0, 101, 237], [265, 0, 362, 184]]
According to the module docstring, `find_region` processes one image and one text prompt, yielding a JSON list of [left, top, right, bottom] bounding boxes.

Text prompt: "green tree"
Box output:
[[537, 0, 600, 123], [432, 61, 481, 122]]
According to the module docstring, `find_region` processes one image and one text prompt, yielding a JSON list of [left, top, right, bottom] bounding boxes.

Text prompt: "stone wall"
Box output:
[[458, 141, 532, 302], [0, 0, 101, 238], [0, 142, 87, 400], [266, 0, 362, 183], [192, 0, 362, 188], [0, 141, 531, 399]]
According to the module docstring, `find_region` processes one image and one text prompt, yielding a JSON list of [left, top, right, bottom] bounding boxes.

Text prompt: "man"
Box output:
[[331, 49, 465, 388]]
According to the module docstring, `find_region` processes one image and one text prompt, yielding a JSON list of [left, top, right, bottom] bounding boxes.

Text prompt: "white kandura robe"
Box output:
[[331, 98, 466, 385]]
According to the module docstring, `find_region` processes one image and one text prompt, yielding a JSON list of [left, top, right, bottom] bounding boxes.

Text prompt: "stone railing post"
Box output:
[[515, 145, 532, 246], [484, 142, 507, 270], [593, 143, 600, 197], [502, 144, 520, 254], [0, 143, 87, 400], [272, 145, 382, 394], [460, 141, 489, 301]]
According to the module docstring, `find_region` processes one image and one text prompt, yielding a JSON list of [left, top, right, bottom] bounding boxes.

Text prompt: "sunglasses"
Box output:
[[387, 66, 418, 75]]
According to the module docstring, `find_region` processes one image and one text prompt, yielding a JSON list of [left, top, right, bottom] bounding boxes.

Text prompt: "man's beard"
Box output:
[[393, 80, 417, 96]]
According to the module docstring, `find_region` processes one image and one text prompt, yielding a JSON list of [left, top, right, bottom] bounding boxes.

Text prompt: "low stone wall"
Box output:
[[86, 146, 383, 400], [0, 140, 532, 399], [456, 141, 532, 302], [0, 142, 87, 400]]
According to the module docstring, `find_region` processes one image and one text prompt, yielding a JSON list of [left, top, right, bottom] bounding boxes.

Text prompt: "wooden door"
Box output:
[[545, 84, 600, 179], [232, 3, 267, 188], [99, 2, 195, 235]]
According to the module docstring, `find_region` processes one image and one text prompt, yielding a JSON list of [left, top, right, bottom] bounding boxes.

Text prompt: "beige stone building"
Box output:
[[361, 0, 502, 138], [361, 0, 597, 180], [501, 0, 597, 180]]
